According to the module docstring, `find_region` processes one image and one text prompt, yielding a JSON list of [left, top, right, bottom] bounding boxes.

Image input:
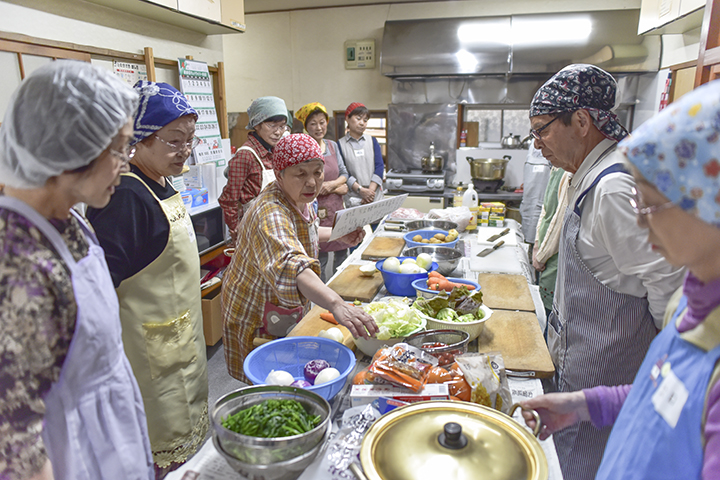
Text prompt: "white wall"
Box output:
[[222, 0, 642, 114]]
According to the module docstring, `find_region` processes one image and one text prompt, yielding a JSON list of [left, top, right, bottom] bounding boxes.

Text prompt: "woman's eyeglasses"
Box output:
[[262, 122, 289, 134], [109, 145, 136, 166], [154, 135, 201, 151], [629, 187, 675, 216], [530, 116, 560, 141]]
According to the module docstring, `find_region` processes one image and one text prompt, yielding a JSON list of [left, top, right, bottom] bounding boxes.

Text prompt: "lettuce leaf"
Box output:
[[363, 298, 423, 338]]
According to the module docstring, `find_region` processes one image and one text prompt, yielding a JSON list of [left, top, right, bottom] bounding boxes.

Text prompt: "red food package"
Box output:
[[367, 343, 437, 393]]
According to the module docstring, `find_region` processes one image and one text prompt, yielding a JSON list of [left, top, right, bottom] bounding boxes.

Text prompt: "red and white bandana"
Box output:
[[345, 102, 366, 119], [272, 133, 324, 173]]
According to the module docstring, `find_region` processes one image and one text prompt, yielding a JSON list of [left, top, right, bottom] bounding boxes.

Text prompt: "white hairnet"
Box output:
[[0, 60, 139, 188]]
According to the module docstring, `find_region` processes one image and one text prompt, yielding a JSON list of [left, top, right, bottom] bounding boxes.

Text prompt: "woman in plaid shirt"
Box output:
[[221, 134, 378, 383]]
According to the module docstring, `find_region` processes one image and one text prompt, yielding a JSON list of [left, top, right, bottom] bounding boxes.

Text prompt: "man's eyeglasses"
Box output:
[[109, 145, 136, 166], [154, 135, 201, 151], [530, 116, 560, 141], [262, 122, 289, 134], [629, 187, 675, 216]]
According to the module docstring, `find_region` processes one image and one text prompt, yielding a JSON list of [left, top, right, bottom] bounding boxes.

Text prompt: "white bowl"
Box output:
[[413, 304, 493, 341]]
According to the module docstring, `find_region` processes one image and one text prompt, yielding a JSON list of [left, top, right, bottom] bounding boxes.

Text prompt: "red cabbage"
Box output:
[[304, 359, 331, 383]]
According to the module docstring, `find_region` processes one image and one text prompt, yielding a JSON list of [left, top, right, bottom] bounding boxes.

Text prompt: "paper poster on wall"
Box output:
[[113, 61, 147, 86], [177, 58, 224, 164]]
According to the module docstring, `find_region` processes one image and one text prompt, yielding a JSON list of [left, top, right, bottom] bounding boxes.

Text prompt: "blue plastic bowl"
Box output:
[[404, 229, 459, 249], [243, 336, 356, 401], [412, 277, 481, 299], [376, 256, 439, 297]]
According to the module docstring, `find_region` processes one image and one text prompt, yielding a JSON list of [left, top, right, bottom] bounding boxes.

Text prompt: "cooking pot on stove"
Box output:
[[466, 155, 511, 181], [420, 142, 444, 172], [501, 133, 522, 149], [357, 401, 547, 480]]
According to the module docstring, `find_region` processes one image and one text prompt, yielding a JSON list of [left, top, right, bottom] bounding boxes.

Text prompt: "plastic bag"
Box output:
[[388, 207, 426, 220], [456, 352, 512, 413], [367, 343, 437, 393], [428, 206, 472, 231]]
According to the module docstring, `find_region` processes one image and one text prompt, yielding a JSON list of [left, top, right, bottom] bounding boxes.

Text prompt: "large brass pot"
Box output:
[[466, 155, 511, 180], [359, 401, 547, 480]]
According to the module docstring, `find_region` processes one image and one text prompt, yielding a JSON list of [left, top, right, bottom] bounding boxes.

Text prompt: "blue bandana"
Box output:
[[620, 79, 720, 227], [530, 64, 628, 143], [131, 81, 197, 145]]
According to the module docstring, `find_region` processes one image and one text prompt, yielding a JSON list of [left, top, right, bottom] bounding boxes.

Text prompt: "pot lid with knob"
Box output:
[[359, 401, 548, 480]]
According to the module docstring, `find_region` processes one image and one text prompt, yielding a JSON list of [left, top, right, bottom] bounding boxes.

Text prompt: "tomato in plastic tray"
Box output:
[[421, 341, 465, 366]]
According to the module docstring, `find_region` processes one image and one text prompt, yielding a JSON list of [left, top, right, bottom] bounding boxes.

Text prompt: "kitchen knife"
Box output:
[[486, 227, 510, 243], [477, 240, 505, 257]]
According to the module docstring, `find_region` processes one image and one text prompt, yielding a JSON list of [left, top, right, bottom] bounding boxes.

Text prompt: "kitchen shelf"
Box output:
[[86, 0, 245, 34]]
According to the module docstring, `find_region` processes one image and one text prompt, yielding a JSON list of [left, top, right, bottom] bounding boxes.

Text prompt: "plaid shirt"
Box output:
[[218, 134, 272, 231], [221, 183, 320, 382]]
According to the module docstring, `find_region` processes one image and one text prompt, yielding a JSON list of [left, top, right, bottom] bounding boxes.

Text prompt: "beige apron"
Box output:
[[116, 173, 209, 467]]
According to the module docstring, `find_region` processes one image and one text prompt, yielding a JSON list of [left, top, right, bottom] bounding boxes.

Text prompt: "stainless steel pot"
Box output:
[[520, 134, 534, 149], [359, 401, 547, 480], [466, 155, 511, 181], [421, 142, 444, 172], [501, 133, 522, 149]]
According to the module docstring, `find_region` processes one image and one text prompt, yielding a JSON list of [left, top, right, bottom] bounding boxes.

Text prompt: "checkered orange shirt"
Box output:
[[221, 183, 321, 382]]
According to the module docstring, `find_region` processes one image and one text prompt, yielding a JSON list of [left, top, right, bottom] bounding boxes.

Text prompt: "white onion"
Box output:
[[318, 327, 344, 343], [314, 367, 340, 385], [265, 369, 294, 386]]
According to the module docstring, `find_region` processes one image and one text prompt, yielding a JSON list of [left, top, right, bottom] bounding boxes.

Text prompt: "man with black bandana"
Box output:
[[529, 64, 684, 480]]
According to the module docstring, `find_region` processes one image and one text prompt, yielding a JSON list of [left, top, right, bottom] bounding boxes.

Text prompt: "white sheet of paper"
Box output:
[[328, 194, 408, 242]]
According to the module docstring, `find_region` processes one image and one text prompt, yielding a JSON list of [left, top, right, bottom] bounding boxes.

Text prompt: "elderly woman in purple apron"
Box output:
[[0, 62, 153, 479], [522, 79, 720, 480], [222, 134, 378, 383], [295, 102, 350, 282]]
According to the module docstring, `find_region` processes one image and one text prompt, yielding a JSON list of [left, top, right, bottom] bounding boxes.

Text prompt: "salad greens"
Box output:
[[413, 286, 485, 322], [222, 399, 322, 438], [363, 298, 424, 340]]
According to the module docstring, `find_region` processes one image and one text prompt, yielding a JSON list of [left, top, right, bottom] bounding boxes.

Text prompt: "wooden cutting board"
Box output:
[[474, 310, 555, 378], [361, 236, 405, 260], [287, 305, 356, 350], [477, 273, 536, 312], [327, 265, 384, 303]]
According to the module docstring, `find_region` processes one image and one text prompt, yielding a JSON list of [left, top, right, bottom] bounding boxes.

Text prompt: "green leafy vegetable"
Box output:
[[412, 287, 485, 322], [436, 308, 458, 321], [363, 298, 424, 339], [222, 399, 322, 438]]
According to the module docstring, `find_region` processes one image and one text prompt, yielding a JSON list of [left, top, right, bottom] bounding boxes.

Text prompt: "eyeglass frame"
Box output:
[[260, 121, 290, 134], [629, 186, 675, 216], [153, 134, 201, 151], [109, 145, 136, 166], [530, 115, 561, 141]]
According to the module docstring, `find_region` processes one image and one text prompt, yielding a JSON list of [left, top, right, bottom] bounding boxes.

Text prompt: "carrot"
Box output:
[[428, 271, 447, 280], [319, 312, 338, 325]]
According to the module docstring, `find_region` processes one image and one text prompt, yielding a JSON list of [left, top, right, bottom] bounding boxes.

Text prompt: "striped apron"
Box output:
[[547, 163, 657, 480]]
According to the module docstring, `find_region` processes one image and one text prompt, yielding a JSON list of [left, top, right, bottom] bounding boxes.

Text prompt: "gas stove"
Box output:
[[386, 169, 445, 193]]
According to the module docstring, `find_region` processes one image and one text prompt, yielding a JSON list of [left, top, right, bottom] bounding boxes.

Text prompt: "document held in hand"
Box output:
[[328, 194, 408, 241]]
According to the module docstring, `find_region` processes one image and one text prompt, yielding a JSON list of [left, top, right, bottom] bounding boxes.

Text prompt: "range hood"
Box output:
[[381, 10, 660, 77]]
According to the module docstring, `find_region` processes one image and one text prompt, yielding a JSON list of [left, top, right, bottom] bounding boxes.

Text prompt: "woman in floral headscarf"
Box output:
[[222, 134, 377, 383], [521, 79, 720, 480], [87, 81, 208, 478], [295, 102, 350, 281]]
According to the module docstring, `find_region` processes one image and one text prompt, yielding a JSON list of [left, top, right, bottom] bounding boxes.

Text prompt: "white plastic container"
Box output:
[[462, 183, 478, 230]]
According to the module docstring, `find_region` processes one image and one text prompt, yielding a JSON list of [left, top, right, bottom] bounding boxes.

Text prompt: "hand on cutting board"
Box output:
[[520, 391, 590, 440], [331, 301, 378, 339]]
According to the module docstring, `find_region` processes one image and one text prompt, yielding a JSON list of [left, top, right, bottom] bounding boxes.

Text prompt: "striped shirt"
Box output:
[[221, 182, 320, 382]]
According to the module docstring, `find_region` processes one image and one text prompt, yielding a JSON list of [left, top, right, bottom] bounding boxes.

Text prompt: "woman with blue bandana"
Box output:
[[521, 80, 720, 479], [87, 81, 208, 477]]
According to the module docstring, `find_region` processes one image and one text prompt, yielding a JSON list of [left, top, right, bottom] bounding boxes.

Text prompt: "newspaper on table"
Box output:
[[328, 194, 408, 242]]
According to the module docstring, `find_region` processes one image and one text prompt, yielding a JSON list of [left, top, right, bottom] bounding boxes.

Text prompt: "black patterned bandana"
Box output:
[[530, 64, 628, 142]]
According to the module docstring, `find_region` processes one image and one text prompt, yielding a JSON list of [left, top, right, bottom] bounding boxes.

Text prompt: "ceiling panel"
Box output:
[[244, 0, 452, 14]]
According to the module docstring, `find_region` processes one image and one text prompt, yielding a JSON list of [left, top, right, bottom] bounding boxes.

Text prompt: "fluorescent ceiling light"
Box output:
[[455, 49, 479, 73], [457, 16, 592, 47]]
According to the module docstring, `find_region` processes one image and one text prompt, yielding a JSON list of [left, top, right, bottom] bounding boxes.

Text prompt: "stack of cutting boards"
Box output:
[[473, 273, 554, 378]]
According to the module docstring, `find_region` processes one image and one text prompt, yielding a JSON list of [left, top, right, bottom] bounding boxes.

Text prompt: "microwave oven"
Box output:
[[189, 205, 228, 256]]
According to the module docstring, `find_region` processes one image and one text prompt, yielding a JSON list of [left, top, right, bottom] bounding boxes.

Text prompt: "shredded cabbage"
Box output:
[[363, 299, 423, 339]]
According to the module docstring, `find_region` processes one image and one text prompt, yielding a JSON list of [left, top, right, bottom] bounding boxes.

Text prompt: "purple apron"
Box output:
[[0, 197, 154, 480]]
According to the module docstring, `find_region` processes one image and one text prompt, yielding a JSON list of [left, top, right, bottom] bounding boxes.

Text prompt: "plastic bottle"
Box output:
[[460, 130, 467, 147], [453, 185, 464, 207], [463, 183, 479, 230]]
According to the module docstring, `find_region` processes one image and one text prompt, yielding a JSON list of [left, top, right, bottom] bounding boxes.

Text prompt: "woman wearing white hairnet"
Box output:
[[0, 61, 153, 479]]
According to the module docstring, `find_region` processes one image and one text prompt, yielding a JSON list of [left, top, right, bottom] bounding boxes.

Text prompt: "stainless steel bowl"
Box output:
[[404, 246, 462, 275], [405, 219, 458, 232], [211, 385, 331, 476]]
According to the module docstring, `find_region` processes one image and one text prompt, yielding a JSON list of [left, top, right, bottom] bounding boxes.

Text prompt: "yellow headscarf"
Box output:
[[295, 102, 328, 127]]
